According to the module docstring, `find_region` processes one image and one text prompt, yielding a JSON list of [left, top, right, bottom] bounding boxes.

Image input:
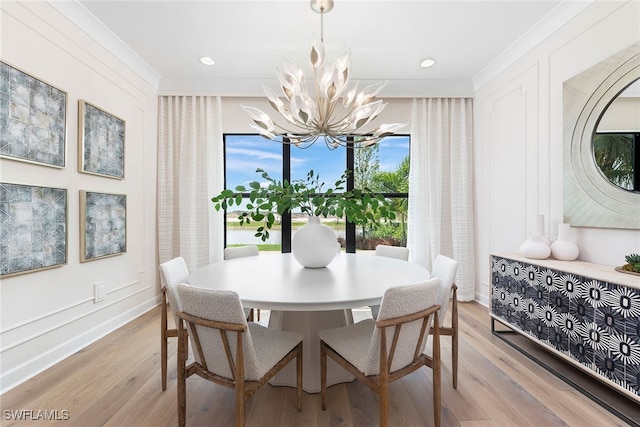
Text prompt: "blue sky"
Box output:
[[225, 134, 410, 189]]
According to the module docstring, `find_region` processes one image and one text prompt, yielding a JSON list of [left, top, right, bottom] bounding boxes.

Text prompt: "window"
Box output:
[[223, 134, 409, 252]]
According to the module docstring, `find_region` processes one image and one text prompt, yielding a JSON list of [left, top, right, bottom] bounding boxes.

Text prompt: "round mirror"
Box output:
[[593, 79, 640, 192], [563, 42, 640, 229]]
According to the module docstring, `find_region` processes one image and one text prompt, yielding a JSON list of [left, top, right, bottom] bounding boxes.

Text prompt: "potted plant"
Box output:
[[211, 168, 397, 267]]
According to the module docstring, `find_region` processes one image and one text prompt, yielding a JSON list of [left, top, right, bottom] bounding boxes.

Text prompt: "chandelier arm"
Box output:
[[326, 118, 354, 136], [319, 135, 338, 150], [273, 112, 321, 134], [262, 134, 318, 149], [271, 121, 312, 136], [326, 134, 352, 149], [326, 102, 361, 130], [323, 99, 344, 129]]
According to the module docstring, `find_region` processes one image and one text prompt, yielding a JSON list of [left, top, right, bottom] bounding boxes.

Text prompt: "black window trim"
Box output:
[[222, 133, 410, 253]]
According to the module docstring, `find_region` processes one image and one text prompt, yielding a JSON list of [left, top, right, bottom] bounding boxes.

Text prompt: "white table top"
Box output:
[[188, 253, 431, 311]]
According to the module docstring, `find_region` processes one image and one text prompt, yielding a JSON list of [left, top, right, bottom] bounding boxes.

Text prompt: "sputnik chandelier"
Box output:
[[243, 0, 405, 150]]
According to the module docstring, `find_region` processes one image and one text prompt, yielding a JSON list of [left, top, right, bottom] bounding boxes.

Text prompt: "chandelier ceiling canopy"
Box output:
[[243, 0, 405, 150]]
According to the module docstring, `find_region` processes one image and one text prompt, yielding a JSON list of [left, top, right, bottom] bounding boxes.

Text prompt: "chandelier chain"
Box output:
[[320, 7, 325, 43]]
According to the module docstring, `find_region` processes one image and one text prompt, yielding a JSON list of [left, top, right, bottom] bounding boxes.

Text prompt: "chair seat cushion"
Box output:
[[248, 323, 304, 378], [318, 319, 376, 373]]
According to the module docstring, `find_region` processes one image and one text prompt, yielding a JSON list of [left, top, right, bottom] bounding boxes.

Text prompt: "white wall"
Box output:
[[220, 97, 414, 134], [0, 2, 159, 393], [473, 0, 640, 305]]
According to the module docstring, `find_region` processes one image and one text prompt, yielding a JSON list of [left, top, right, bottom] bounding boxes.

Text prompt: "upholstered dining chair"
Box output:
[[224, 245, 260, 260], [369, 244, 410, 319], [319, 278, 442, 427], [175, 284, 303, 427], [224, 245, 260, 321], [375, 244, 410, 261], [429, 255, 459, 388], [159, 256, 189, 391]]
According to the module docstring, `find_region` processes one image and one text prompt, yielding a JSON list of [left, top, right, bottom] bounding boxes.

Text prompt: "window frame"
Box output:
[[222, 133, 410, 253]]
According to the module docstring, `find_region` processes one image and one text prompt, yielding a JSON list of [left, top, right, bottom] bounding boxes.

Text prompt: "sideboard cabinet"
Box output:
[[490, 253, 640, 403]]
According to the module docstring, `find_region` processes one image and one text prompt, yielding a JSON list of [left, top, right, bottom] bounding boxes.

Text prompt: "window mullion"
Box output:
[[282, 141, 292, 253], [346, 138, 356, 253]]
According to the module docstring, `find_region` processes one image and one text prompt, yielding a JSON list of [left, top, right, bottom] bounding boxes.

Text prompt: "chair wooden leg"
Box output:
[[235, 331, 245, 427], [161, 291, 168, 391], [296, 343, 303, 412], [379, 328, 389, 427], [320, 341, 327, 410], [177, 322, 187, 427], [235, 384, 244, 427], [452, 286, 459, 389], [433, 314, 442, 427], [379, 377, 389, 427]]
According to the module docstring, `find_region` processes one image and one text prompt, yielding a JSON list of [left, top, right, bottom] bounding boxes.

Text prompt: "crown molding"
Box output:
[[49, 0, 161, 88], [473, 0, 594, 91]]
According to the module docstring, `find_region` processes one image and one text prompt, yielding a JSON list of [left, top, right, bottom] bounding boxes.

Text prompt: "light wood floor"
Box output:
[[1, 302, 633, 426]]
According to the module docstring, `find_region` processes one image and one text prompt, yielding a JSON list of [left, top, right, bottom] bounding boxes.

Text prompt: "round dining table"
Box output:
[[188, 252, 431, 393]]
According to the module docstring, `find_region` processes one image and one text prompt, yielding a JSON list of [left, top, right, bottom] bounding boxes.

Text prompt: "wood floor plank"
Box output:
[[457, 303, 633, 426], [1, 302, 633, 427]]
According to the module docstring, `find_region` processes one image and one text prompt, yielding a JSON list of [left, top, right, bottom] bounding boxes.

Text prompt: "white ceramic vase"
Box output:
[[519, 234, 550, 259], [550, 223, 579, 261], [292, 216, 340, 268]]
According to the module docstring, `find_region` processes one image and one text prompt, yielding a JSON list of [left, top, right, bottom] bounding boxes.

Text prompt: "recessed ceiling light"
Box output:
[[200, 56, 215, 66], [420, 58, 436, 68]]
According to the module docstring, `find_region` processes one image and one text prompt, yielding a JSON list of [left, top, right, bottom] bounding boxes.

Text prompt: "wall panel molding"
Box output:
[[0, 296, 159, 394], [0, 1, 159, 393]]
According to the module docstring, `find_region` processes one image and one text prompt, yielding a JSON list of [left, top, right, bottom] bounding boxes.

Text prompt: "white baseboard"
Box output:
[[475, 291, 489, 307], [0, 296, 160, 395]]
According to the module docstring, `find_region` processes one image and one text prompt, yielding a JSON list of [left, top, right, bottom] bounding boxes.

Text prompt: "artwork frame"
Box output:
[[0, 182, 68, 278], [78, 100, 125, 179], [0, 61, 67, 168], [80, 191, 127, 262]]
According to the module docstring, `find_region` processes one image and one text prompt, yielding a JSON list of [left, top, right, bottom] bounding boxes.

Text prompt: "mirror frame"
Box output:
[[563, 42, 640, 229]]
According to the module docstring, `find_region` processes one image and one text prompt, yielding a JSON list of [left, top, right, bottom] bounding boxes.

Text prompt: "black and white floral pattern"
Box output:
[[559, 273, 582, 300], [491, 256, 640, 399]]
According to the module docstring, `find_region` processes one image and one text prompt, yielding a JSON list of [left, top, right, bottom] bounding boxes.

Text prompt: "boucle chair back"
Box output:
[[223, 245, 260, 321], [374, 244, 409, 261], [176, 284, 261, 381], [224, 245, 259, 260], [159, 257, 189, 324], [365, 278, 440, 375], [431, 255, 458, 322], [369, 245, 410, 320]]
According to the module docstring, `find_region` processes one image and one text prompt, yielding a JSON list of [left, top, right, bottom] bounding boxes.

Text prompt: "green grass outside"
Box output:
[[226, 220, 346, 230], [227, 243, 281, 251]]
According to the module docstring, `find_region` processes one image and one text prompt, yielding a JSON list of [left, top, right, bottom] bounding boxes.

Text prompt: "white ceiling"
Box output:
[[55, 0, 594, 96]]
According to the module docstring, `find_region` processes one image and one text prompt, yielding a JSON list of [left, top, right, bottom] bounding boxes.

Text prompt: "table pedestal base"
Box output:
[[268, 310, 355, 393]]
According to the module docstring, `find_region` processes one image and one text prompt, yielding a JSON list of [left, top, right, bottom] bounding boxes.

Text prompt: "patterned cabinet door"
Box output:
[[490, 255, 640, 401], [597, 282, 640, 396]]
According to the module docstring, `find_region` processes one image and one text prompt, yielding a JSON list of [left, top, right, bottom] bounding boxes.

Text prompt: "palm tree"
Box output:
[[370, 156, 410, 245], [593, 133, 635, 190]]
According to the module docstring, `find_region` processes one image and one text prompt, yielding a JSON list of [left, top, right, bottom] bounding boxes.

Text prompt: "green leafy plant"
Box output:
[[211, 168, 396, 241], [622, 253, 640, 273]]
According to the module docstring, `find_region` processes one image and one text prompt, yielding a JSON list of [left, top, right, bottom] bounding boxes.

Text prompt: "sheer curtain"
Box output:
[[157, 96, 224, 270], [408, 98, 476, 301]]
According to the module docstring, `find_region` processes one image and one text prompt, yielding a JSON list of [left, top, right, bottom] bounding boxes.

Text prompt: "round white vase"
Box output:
[[519, 235, 550, 259], [551, 239, 579, 261], [292, 216, 340, 268]]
